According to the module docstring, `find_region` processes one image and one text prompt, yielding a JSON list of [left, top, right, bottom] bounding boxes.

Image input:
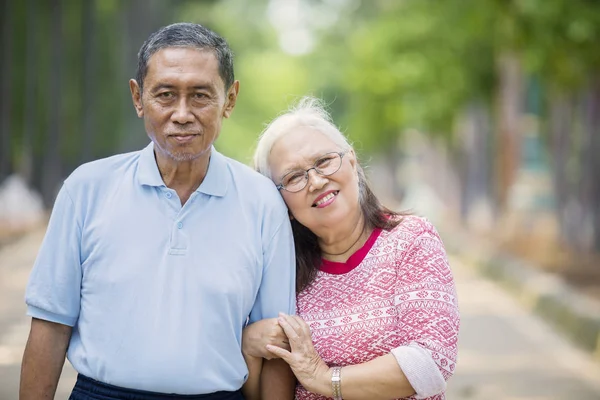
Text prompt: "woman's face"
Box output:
[[268, 127, 361, 233]]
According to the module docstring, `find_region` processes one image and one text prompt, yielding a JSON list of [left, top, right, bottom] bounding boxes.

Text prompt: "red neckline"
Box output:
[[319, 228, 382, 274]]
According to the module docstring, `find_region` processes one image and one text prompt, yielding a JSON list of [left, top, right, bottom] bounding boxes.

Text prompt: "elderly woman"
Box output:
[[242, 97, 459, 400]]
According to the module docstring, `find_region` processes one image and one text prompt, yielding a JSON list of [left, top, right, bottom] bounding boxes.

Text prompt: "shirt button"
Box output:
[[177, 221, 183, 229], [165, 192, 172, 199]]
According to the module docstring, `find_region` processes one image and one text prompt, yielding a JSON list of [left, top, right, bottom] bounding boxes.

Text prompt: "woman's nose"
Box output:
[[307, 169, 327, 191]]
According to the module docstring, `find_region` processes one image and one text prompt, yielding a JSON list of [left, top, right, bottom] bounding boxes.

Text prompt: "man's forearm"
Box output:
[[242, 353, 263, 400], [20, 318, 72, 400], [261, 358, 296, 400]]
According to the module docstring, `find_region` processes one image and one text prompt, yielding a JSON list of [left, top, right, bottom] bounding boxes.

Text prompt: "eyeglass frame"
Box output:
[[276, 151, 347, 193]]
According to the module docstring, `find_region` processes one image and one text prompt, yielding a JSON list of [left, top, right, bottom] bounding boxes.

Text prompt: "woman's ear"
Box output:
[[348, 149, 358, 171]]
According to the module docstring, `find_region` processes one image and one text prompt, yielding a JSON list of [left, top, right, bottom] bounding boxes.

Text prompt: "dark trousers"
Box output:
[[69, 374, 245, 400]]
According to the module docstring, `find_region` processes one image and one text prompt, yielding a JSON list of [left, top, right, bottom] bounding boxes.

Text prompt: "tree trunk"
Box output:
[[549, 92, 574, 246], [495, 52, 523, 213], [0, 0, 14, 182], [41, 0, 63, 206], [460, 101, 493, 225], [80, 0, 96, 164], [583, 80, 600, 253], [19, 0, 37, 183]]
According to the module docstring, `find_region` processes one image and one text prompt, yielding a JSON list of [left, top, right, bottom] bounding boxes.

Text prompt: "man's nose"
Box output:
[[171, 98, 195, 124], [307, 169, 327, 191]]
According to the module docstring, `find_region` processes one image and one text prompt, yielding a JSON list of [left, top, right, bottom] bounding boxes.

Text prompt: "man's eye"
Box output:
[[158, 92, 174, 99]]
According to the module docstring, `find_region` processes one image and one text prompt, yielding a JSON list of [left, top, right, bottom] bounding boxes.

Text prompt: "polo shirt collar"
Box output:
[[198, 147, 229, 197], [136, 142, 229, 197], [137, 142, 165, 188]]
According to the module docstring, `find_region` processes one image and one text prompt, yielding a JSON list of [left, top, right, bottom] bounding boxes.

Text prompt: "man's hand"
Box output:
[[242, 318, 290, 359], [20, 318, 72, 400]]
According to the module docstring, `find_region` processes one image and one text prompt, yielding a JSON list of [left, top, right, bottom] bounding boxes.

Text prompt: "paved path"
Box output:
[[447, 254, 600, 399], [1, 229, 599, 399], [0, 227, 76, 399]]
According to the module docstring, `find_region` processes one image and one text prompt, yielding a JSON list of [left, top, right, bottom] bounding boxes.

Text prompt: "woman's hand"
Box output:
[[266, 313, 331, 396], [242, 318, 290, 359]]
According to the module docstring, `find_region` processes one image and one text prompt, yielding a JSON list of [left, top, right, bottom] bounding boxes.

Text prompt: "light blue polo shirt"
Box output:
[[25, 142, 296, 394]]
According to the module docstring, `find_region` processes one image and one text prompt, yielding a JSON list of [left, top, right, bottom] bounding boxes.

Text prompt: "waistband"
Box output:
[[71, 374, 244, 400]]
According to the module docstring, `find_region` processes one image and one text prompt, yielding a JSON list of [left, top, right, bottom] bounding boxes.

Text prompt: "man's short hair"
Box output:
[[136, 22, 235, 93]]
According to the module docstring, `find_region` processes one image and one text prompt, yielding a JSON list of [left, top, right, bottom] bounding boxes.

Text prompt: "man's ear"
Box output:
[[223, 80, 240, 118], [129, 79, 144, 118]]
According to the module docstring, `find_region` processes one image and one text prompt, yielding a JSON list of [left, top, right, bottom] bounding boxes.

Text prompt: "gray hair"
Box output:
[[253, 96, 353, 179], [135, 22, 234, 93]]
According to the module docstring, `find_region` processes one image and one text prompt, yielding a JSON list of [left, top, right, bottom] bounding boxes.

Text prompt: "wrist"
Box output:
[[331, 366, 342, 400], [309, 365, 334, 396], [241, 332, 251, 356], [243, 352, 262, 368], [243, 351, 261, 362], [241, 325, 259, 357]]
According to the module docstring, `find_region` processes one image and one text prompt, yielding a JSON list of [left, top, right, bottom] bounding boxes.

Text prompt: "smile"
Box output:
[[313, 191, 339, 208]]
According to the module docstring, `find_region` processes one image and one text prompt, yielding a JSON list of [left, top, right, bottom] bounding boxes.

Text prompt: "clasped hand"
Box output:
[[242, 313, 330, 393], [266, 313, 331, 394], [242, 317, 289, 359]]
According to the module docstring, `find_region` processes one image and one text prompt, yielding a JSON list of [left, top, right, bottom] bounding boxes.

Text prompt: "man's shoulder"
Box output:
[[65, 150, 141, 190], [221, 153, 279, 191], [218, 152, 288, 211]]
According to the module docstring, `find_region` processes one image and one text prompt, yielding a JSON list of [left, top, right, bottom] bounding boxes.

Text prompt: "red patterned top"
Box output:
[[295, 216, 459, 400]]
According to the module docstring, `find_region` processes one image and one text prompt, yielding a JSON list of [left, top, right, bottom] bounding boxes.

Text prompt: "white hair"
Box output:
[[253, 96, 353, 179]]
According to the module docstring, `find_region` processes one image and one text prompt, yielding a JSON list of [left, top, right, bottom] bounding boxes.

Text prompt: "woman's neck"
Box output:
[[319, 212, 370, 262]]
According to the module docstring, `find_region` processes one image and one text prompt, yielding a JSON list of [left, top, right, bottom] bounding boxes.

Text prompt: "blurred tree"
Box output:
[[80, 0, 96, 164], [0, 0, 14, 182], [2, 0, 599, 253], [41, 0, 64, 207], [19, 0, 38, 184]]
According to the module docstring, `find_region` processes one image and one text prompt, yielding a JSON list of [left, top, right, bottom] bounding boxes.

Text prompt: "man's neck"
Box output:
[[155, 151, 211, 205]]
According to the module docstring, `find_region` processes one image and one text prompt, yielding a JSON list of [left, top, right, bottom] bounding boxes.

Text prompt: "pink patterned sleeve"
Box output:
[[390, 218, 460, 398]]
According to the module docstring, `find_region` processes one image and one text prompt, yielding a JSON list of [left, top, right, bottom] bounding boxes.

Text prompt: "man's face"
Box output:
[[130, 47, 239, 163]]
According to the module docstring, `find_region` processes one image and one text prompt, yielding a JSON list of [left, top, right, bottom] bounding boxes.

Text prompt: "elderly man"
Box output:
[[20, 23, 295, 400]]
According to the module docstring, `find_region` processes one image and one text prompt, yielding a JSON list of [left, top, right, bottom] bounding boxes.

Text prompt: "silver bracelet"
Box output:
[[331, 366, 343, 400]]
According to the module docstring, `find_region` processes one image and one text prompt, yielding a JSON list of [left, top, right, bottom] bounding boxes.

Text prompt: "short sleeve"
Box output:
[[248, 215, 296, 324], [391, 218, 459, 398], [25, 183, 83, 326]]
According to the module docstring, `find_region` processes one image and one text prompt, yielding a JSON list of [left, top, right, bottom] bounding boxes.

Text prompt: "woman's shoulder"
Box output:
[[387, 214, 437, 236], [381, 214, 445, 251]]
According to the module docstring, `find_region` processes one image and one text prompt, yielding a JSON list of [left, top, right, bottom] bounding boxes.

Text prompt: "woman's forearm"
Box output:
[[310, 354, 416, 400]]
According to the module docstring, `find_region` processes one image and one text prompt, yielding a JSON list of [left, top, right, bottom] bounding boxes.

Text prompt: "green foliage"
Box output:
[[4, 0, 600, 189]]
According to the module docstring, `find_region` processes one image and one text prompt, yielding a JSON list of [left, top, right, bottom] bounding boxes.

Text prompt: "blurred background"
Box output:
[[1, 0, 600, 399]]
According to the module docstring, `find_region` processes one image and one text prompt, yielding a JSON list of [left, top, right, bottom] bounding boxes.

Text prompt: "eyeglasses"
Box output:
[[276, 151, 346, 193]]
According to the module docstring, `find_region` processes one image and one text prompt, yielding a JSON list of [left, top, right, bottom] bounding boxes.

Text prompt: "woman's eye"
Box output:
[[316, 156, 334, 167], [286, 173, 304, 185]]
